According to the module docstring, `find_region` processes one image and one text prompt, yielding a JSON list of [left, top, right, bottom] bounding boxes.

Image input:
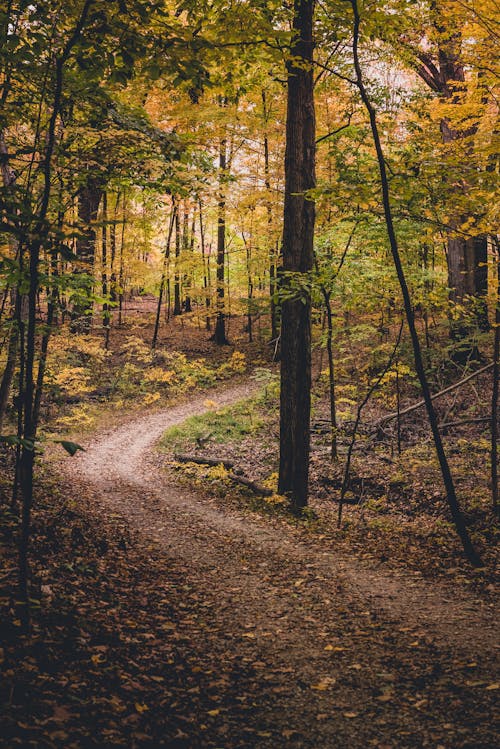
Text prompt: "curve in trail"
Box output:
[[60, 379, 498, 746], [65, 379, 497, 655]]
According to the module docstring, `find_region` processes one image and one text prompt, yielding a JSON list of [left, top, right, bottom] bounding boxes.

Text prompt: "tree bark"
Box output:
[[0, 298, 18, 433], [416, 25, 489, 333], [198, 199, 211, 331], [173, 206, 182, 316], [18, 0, 94, 623], [152, 201, 176, 349], [71, 177, 103, 332], [278, 0, 316, 511], [0, 132, 19, 432], [213, 137, 229, 344], [118, 193, 127, 326], [491, 238, 499, 511], [262, 90, 279, 342]]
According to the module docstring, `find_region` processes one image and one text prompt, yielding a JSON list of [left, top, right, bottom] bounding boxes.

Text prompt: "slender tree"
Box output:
[[152, 200, 176, 349], [213, 136, 230, 344], [18, 0, 95, 623], [491, 238, 499, 512], [349, 0, 481, 565]]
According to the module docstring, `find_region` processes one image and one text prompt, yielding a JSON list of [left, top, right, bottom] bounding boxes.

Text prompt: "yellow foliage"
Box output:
[[142, 368, 177, 385], [217, 351, 247, 377], [121, 336, 154, 364], [67, 335, 110, 362], [262, 472, 278, 490], [264, 493, 287, 506], [142, 392, 161, 405], [52, 367, 92, 395], [55, 404, 95, 430], [48, 333, 108, 364], [206, 464, 230, 481]]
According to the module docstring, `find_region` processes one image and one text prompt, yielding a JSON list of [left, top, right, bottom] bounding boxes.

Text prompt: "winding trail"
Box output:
[[62, 380, 498, 748]]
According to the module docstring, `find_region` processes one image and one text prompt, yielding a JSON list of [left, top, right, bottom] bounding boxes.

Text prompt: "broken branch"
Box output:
[[377, 362, 494, 425]]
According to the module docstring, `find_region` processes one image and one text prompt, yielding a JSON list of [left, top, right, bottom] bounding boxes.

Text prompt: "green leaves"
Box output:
[[0, 436, 84, 456], [0, 436, 35, 451], [54, 440, 86, 457]]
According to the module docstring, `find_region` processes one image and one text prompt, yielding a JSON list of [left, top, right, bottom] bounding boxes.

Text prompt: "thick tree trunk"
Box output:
[[417, 25, 489, 333], [446, 227, 488, 338], [278, 0, 316, 511], [71, 178, 103, 332], [465, 234, 488, 329]]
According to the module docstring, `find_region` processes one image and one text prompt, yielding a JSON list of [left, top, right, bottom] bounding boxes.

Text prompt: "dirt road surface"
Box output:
[[62, 380, 499, 748]]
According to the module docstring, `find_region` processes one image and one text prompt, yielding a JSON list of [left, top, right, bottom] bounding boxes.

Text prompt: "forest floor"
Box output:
[[0, 308, 498, 748]]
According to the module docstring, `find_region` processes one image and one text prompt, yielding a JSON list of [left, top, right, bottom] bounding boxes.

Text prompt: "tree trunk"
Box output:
[[323, 291, 338, 460], [242, 232, 254, 343], [101, 191, 111, 347], [262, 90, 279, 342], [417, 24, 489, 334], [198, 199, 211, 331], [0, 297, 18, 433], [152, 201, 176, 349], [71, 177, 103, 332], [18, 0, 95, 621], [184, 205, 195, 313], [213, 138, 229, 345], [118, 193, 127, 326], [173, 206, 182, 316], [491, 238, 499, 512], [352, 0, 481, 566], [278, 0, 316, 511], [0, 133, 19, 433], [109, 192, 119, 304]]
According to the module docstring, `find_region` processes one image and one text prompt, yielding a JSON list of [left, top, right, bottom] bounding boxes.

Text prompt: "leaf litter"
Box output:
[[0, 379, 498, 748]]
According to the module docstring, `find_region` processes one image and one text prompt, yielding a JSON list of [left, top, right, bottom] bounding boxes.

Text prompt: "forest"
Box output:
[[0, 0, 498, 747]]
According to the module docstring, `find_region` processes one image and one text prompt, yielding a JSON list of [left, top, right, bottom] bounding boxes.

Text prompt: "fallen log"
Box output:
[[227, 473, 274, 497], [377, 362, 494, 425], [174, 453, 234, 470], [441, 417, 490, 430], [173, 454, 272, 496]]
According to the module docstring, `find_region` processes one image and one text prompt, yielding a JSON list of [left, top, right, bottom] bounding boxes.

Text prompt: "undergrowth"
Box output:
[[159, 382, 498, 583], [32, 329, 249, 433]]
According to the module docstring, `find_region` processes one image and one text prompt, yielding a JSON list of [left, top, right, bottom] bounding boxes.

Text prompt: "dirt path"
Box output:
[[62, 381, 498, 748]]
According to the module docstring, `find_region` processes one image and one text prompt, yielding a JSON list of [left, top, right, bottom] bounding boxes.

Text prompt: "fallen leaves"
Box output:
[[0, 416, 498, 749], [311, 676, 336, 691]]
